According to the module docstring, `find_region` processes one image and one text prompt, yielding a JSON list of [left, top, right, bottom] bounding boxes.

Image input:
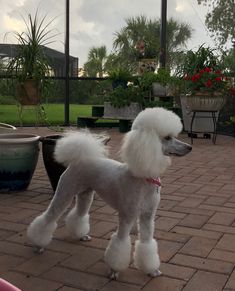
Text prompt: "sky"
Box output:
[[0, 0, 216, 67]]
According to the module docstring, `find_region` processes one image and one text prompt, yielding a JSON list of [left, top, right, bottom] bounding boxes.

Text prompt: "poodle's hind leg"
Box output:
[[134, 196, 161, 277], [105, 216, 135, 280], [27, 165, 80, 251], [65, 189, 94, 241]]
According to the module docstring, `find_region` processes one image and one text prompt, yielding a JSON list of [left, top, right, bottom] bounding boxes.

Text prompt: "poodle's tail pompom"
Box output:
[[54, 130, 108, 166]]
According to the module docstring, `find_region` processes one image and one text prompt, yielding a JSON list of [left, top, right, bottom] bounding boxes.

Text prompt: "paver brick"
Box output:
[[2, 271, 62, 291], [183, 270, 228, 291], [179, 236, 217, 257], [100, 281, 141, 291], [178, 213, 210, 228], [208, 212, 235, 225], [203, 223, 235, 234], [42, 266, 108, 290], [170, 254, 234, 274], [216, 234, 235, 252], [155, 217, 180, 231], [60, 247, 103, 271], [160, 262, 195, 281], [172, 225, 222, 239], [208, 249, 235, 263], [158, 240, 183, 262], [15, 250, 69, 276], [142, 276, 186, 291], [225, 269, 235, 290]]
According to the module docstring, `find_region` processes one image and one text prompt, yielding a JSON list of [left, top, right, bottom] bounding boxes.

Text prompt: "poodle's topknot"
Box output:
[[132, 107, 182, 137]]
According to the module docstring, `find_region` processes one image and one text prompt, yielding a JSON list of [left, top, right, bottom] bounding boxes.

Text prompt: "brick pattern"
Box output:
[[1, 127, 235, 290]]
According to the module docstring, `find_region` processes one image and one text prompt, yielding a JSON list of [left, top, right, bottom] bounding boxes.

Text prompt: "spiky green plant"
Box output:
[[7, 11, 57, 82]]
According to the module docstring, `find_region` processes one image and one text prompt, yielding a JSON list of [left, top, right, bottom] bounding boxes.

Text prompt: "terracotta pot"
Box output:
[[16, 80, 41, 105]]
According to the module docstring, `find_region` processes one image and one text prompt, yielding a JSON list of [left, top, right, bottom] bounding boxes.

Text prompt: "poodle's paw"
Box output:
[[27, 213, 57, 248], [65, 210, 90, 239], [33, 246, 45, 254], [109, 269, 119, 280], [148, 269, 162, 277], [80, 235, 91, 242]]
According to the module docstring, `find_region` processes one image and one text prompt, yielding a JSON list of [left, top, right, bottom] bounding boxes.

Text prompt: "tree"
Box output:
[[197, 0, 235, 47], [112, 15, 193, 70], [84, 46, 108, 77]]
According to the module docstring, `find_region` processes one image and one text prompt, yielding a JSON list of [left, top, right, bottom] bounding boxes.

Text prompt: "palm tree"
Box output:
[[84, 46, 108, 77], [113, 15, 193, 70]]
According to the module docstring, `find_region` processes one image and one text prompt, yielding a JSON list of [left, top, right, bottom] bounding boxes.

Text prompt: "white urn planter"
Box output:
[[180, 94, 225, 132]]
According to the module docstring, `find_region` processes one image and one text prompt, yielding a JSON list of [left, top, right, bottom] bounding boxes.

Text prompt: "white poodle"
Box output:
[[27, 107, 192, 279]]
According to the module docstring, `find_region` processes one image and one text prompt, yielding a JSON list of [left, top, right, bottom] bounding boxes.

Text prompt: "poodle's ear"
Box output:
[[121, 129, 171, 178]]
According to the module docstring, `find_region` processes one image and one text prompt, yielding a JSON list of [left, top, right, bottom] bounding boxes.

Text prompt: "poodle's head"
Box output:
[[121, 107, 192, 178]]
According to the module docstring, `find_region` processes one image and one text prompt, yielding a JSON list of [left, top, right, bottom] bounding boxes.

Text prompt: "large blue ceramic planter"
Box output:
[[0, 134, 40, 192]]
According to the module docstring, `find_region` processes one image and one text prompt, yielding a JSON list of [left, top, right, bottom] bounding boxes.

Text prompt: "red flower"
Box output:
[[199, 69, 205, 74], [215, 70, 221, 74], [191, 74, 200, 82], [205, 79, 213, 88], [215, 77, 222, 82], [204, 67, 212, 72]]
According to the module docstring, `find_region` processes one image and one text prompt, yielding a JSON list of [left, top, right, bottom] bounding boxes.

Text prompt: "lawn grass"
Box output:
[[0, 104, 92, 126]]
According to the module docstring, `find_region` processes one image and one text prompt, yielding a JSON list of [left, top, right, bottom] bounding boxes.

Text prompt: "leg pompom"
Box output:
[[105, 233, 131, 272], [134, 239, 160, 274], [65, 208, 90, 239], [27, 213, 57, 248]]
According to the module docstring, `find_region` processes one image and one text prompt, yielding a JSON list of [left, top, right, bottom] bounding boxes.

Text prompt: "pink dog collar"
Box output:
[[146, 177, 161, 187]]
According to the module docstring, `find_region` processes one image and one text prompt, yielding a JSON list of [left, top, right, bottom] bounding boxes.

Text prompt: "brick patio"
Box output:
[[1, 126, 235, 291]]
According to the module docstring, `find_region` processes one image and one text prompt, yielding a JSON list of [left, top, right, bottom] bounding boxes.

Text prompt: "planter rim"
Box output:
[[40, 134, 63, 144], [0, 133, 40, 144], [0, 123, 17, 131]]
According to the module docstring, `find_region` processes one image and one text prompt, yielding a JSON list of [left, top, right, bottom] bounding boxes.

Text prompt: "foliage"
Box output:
[[106, 85, 144, 108], [6, 11, 56, 84], [113, 15, 192, 71], [108, 66, 132, 82], [138, 68, 171, 90], [197, 0, 235, 47], [83, 46, 108, 77], [180, 45, 232, 95], [221, 47, 235, 74]]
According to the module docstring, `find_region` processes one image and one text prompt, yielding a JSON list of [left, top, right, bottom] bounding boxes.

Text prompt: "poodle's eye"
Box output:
[[164, 136, 171, 141]]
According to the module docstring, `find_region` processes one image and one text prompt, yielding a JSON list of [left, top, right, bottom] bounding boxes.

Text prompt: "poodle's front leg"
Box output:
[[134, 193, 161, 277], [65, 189, 94, 241], [27, 166, 79, 251], [105, 216, 134, 280]]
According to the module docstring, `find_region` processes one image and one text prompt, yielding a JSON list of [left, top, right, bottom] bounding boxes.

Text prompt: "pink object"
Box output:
[[0, 279, 21, 291], [146, 177, 161, 187]]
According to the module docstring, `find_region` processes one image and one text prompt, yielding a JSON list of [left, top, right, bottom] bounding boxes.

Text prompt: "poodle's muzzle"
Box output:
[[162, 137, 192, 156]]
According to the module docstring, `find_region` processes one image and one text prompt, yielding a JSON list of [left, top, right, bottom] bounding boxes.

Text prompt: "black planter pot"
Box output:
[[40, 135, 66, 192]]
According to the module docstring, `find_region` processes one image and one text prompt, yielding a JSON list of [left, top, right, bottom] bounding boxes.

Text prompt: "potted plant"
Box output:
[[107, 66, 132, 89], [135, 39, 158, 74], [7, 11, 56, 106], [179, 45, 231, 132], [138, 68, 173, 102], [104, 84, 143, 119]]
